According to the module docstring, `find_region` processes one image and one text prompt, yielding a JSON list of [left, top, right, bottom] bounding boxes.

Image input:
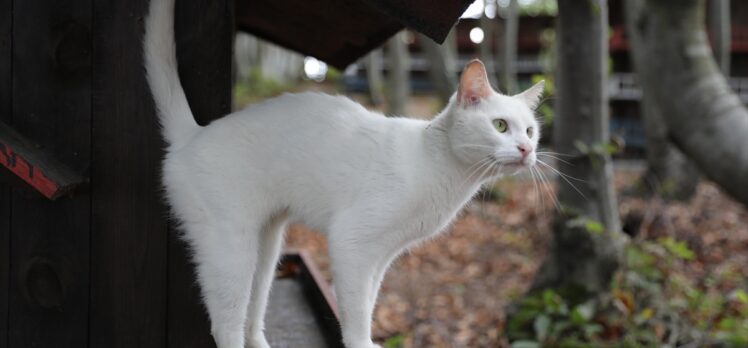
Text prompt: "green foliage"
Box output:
[[566, 217, 605, 235], [383, 334, 405, 348], [518, 0, 558, 16], [531, 74, 554, 129], [507, 289, 603, 347], [507, 237, 748, 347], [233, 67, 290, 106]]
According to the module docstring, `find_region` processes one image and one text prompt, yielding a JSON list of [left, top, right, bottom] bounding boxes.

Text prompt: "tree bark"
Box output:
[[624, 0, 700, 200], [419, 31, 457, 105], [499, 0, 519, 94], [532, 0, 624, 295], [708, 0, 731, 76], [386, 31, 410, 116], [635, 0, 748, 205], [365, 49, 385, 106]]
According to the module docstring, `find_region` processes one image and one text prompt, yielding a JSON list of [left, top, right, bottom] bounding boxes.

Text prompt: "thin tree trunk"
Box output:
[[532, 0, 623, 294], [499, 0, 519, 94], [419, 31, 457, 105], [624, 0, 700, 200], [634, 0, 748, 205], [708, 0, 731, 76], [386, 31, 410, 116], [479, 14, 498, 88], [365, 49, 385, 106]]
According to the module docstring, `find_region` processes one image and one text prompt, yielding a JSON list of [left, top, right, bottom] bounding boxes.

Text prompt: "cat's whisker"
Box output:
[[477, 162, 499, 201], [537, 153, 572, 165], [536, 150, 574, 158], [459, 157, 495, 193], [535, 166, 562, 212], [536, 159, 589, 200], [529, 167, 544, 215], [536, 158, 589, 183]]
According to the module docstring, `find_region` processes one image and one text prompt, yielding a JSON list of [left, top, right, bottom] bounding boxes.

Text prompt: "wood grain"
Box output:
[[89, 1, 167, 347], [7, 0, 92, 347]]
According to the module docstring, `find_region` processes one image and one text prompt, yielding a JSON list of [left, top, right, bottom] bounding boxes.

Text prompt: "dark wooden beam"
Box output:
[[0, 0, 10, 345], [89, 1, 168, 347], [7, 0, 92, 347]]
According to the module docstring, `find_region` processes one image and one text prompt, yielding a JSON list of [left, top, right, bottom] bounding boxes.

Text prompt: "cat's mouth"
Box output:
[[490, 155, 532, 169]]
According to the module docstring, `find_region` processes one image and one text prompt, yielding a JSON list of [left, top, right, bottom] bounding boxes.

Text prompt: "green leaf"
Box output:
[[573, 140, 589, 155], [566, 217, 605, 234], [582, 323, 603, 339], [534, 315, 551, 342], [511, 341, 541, 348], [734, 289, 748, 304], [383, 334, 405, 348], [584, 220, 605, 234], [573, 301, 596, 324], [659, 237, 695, 260]]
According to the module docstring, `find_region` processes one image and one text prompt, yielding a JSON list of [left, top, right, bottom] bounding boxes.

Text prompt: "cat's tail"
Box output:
[[144, 0, 200, 148]]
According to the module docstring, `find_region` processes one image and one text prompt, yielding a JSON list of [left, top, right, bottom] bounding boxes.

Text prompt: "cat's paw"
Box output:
[[245, 334, 271, 348], [345, 341, 381, 348]]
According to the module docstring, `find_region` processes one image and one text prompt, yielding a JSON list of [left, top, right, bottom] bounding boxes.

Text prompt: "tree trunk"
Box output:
[[499, 0, 519, 94], [624, 0, 700, 200], [419, 31, 457, 105], [365, 49, 385, 106], [386, 31, 410, 116], [634, 0, 748, 205], [532, 0, 623, 295], [708, 0, 731, 76], [479, 14, 498, 88]]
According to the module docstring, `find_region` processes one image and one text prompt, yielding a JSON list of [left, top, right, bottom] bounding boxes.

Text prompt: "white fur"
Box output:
[[145, 1, 543, 347]]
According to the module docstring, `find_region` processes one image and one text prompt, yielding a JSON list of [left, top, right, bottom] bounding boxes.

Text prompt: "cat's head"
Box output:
[[443, 59, 544, 175]]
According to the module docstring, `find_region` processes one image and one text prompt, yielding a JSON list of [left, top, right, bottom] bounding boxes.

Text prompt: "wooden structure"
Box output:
[[0, 0, 471, 347]]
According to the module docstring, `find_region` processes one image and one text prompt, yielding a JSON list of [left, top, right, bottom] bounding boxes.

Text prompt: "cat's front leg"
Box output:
[[329, 244, 382, 348]]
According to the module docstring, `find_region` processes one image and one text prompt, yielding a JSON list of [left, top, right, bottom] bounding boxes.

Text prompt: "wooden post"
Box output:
[[7, 1, 92, 347], [89, 1, 168, 347], [167, 0, 235, 347], [0, 0, 11, 345]]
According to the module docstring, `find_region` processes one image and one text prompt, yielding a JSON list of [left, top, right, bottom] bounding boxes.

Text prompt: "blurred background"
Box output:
[[234, 0, 748, 347]]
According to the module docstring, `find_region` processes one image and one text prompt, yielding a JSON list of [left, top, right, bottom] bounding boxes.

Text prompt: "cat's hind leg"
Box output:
[[244, 213, 288, 348], [189, 219, 261, 348]]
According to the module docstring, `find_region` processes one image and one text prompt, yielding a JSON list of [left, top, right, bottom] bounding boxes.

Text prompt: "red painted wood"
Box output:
[[0, 143, 60, 199]]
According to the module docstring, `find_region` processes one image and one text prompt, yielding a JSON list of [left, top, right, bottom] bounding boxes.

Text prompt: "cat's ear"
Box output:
[[515, 80, 545, 110], [457, 59, 492, 106]]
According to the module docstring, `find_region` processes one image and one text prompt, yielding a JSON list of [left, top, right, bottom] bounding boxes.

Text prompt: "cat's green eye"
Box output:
[[493, 119, 508, 133], [527, 127, 534, 138]]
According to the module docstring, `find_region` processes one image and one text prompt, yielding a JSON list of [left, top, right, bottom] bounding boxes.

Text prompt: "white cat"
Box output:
[[145, 0, 543, 347]]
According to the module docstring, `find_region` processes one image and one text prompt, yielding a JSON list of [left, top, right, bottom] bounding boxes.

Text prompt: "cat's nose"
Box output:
[[517, 143, 532, 158]]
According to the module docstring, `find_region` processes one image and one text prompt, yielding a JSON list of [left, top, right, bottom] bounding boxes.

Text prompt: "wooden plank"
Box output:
[[0, 121, 84, 200], [277, 252, 343, 348], [167, 1, 233, 347], [89, 1, 167, 347], [7, 0, 91, 347], [294, 253, 344, 348], [0, 0, 11, 345]]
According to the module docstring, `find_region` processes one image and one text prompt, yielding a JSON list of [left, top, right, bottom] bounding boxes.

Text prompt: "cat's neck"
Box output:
[[419, 109, 487, 201]]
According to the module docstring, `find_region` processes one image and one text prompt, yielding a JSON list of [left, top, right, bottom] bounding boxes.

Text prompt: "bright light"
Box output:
[[485, 0, 497, 18], [461, 0, 484, 19], [304, 57, 327, 82], [469, 27, 485, 44]]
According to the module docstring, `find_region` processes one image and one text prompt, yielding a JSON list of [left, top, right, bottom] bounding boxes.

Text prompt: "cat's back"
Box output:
[[230, 92, 380, 130]]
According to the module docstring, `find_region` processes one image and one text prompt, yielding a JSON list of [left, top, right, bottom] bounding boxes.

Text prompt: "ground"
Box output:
[[284, 166, 748, 348]]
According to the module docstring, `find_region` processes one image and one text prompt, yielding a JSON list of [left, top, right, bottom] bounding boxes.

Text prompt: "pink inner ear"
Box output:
[[458, 60, 492, 106]]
